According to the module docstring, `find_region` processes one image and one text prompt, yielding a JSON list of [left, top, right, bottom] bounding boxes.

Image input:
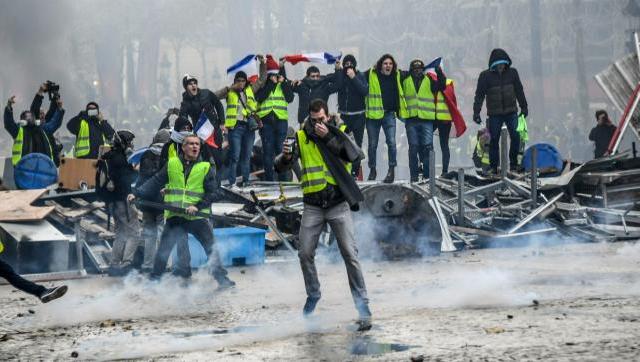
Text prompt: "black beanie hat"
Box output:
[[234, 71, 248, 82], [86, 102, 100, 112], [343, 54, 357, 68], [173, 116, 193, 132]]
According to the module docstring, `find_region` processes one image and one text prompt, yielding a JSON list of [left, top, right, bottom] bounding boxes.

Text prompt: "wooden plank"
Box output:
[[0, 189, 55, 221], [58, 157, 98, 190]]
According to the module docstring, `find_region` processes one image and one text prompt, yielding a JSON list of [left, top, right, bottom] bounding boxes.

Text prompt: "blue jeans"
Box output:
[[259, 118, 288, 181], [434, 120, 452, 174], [366, 112, 397, 169], [227, 122, 256, 185], [405, 118, 434, 180], [487, 113, 519, 171]]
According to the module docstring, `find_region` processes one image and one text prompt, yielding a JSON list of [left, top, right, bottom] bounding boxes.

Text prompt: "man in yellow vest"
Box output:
[[4, 93, 63, 168], [399, 59, 436, 182], [472, 128, 491, 173], [67, 102, 114, 159], [364, 54, 407, 183], [275, 99, 372, 331], [131, 134, 234, 287], [255, 55, 294, 181]]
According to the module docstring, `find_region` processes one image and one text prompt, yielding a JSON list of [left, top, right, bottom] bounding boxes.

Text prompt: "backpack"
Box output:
[[95, 157, 116, 201]]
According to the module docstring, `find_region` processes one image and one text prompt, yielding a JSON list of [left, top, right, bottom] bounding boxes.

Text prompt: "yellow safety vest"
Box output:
[[226, 87, 257, 128], [12, 127, 53, 166], [168, 143, 177, 159], [400, 76, 438, 120], [74, 119, 107, 158], [297, 124, 351, 195], [476, 137, 490, 166], [365, 69, 407, 120], [164, 157, 211, 220], [419, 78, 453, 121], [257, 84, 288, 120]]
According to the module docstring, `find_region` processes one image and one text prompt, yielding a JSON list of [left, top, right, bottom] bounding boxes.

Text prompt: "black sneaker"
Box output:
[[217, 277, 236, 291], [302, 297, 320, 317], [367, 168, 377, 181], [356, 318, 372, 331], [39, 285, 68, 303]]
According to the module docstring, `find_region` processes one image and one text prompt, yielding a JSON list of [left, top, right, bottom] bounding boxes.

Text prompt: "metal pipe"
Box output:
[[457, 168, 465, 226], [508, 192, 564, 234], [74, 220, 85, 275], [429, 148, 436, 197], [531, 146, 538, 206], [500, 127, 509, 179]]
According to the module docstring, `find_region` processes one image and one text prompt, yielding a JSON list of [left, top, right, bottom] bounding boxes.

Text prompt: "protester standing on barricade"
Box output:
[[67, 102, 114, 159]]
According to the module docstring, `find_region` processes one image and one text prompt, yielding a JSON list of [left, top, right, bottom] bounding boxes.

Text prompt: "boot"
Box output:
[[367, 168, 377, 181], [39, 285, 68, 303], [383, 167, 395, 184], [303, 296, 320, 317]]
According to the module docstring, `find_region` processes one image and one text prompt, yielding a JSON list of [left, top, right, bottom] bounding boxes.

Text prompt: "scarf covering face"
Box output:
[[170, 130, 193, 144]]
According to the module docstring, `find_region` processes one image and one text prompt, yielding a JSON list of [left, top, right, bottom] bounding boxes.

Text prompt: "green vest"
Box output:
[[12, 127, 53, 166], [365, 69, 407, 120], [164, 157, 211, 220], [74, 119, 107, 158], [226, 87, 257, 128], [168, 143, 178, 159], [297, 124, 351, 195], [402, 77, 454, 121], [257, 84, 288, 120]]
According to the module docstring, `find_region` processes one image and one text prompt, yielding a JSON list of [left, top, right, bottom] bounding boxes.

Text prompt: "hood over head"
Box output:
[[488, 48, 512, 69]]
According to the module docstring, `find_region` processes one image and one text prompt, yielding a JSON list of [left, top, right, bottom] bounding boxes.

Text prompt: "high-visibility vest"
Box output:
[[400, 76, 438, 120], [12, 127, 53, 166], [414, 78, 453, 121], [365, 69, 407, 120], [163, 157, 211, 220], [257, 84, 288, 120], [476, 137, 490, 166], [168, 143, 177, 159], [297, 124, 351, 195], [74, 119, 107, 158], [226, 87, 257, 128]]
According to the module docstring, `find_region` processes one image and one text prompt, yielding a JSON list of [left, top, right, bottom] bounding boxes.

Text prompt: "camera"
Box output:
[[45, 80, 60, 101]]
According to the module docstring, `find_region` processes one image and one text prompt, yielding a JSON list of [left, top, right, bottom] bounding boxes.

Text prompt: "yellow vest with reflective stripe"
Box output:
[[425, 79, 453, 121], [12, 127, 54, 166], [168, 143, 178, 159], [297, 124, 351, 195], [164, 157, 211, 220], [476, 137, 490, 166], [74, 119, 107, 158], [365, 69, 407, 120], [400, 76, 435, 120], [226, 87, 257, 128], [257, 84, 288, 120]]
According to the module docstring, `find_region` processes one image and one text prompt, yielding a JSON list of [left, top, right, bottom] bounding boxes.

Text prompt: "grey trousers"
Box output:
[[141, 211, 163, 270], [110, 201, 142, 266], [298, 202, 370, 310]]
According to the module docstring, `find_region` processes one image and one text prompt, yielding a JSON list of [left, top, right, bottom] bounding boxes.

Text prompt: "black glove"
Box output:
[[473, 114, 482, 125], [520, 109, 528, 118]]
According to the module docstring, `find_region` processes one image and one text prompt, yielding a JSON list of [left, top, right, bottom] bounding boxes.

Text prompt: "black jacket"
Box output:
[[136, 145, 165, 211], [99, 147, 137, 202], [179, 88, 225, 126], [292, 71, 341, 124], [473, 48, 528, 117], [4, 105, 63, 162], [66, 111, 115, 159], [337, 70, 369, 114], [135, 155, 219, 218], [274, 116, 364, 208], [589, 123, 616, 158]]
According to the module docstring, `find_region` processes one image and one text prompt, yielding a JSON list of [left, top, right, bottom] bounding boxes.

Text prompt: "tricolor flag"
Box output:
[[425, 57, 467, 138], [425, 57, 443, 77], [127, 147, 148, 165], [227, 54, 259, 83], [282, 52, 342, 65], [194, 111, 218, 148]]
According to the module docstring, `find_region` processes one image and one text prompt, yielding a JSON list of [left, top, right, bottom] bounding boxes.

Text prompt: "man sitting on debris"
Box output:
[[588, 110, 616, 159], [130, 134, 235, 288], [274, 99, 371, 331], [0, 241, 67, 303]]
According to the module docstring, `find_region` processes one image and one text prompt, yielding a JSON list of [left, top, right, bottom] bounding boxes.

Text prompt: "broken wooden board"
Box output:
[[0, 189, 54, 222], [58, 157, 98, 190]]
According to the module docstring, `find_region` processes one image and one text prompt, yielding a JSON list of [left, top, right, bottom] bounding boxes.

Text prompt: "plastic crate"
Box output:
[[214, 227, 266, 266]]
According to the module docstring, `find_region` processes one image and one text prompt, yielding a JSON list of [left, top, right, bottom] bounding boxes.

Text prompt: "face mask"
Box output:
[[34, 119, 41, 126], [17, 119, 27, 127], [87, 109, 98, 117], [170, 130, 193, 144], [125, 146, 134, 157]]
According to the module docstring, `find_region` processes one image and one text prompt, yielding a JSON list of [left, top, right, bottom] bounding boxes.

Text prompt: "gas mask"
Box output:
[[87, 109, 98, 117]]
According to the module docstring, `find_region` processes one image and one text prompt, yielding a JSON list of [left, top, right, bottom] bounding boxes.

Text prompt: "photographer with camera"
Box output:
[[67, 102, 115, 159], [4, 87, 64, 167]]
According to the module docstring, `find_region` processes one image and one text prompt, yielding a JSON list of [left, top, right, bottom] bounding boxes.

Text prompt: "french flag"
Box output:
[[282, 52, 342, 65], [194, 111, 218, 148], [227, 54, 259, 83], [425, 57, 443, 77], [425, 57, 467, 138]]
